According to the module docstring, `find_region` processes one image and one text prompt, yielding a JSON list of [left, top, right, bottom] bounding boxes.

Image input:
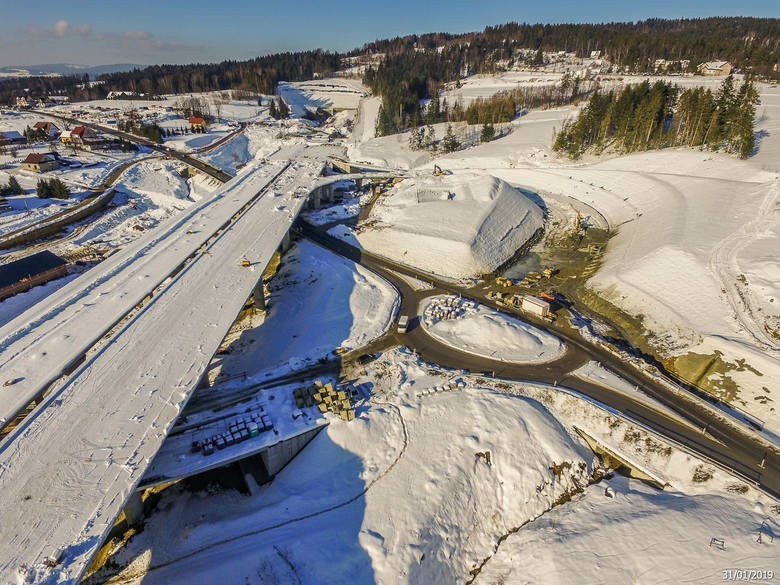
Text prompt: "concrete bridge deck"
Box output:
[[0, 155, 327, 584]]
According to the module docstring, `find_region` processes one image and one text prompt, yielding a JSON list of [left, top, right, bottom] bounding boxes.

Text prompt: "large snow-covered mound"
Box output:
[[421, 295, 565, 363], [356, 172, 544, 278], [114, 158, 191, 207]]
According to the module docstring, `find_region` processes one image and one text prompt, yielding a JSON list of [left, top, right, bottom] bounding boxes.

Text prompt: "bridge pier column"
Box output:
[[252, 280, 266, 311], [124, 490, 145, 527], [308, 188, 321, 210], [325, 184, 334, 202], [280, 230, 292, 253]]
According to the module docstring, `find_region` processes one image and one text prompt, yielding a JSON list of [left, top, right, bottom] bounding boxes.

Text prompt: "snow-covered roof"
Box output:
[[700, 60, 730, 70]]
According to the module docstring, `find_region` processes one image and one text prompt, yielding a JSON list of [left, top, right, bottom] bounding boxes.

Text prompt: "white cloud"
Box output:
[[51, 20, 92, 38]]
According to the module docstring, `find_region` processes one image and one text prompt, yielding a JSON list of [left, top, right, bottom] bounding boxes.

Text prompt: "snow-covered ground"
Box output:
[[357, 80, 779, 434], [344, 171, 543, 278], [300, 184, 368, 226], [208, 239, 399, 381], [278, 79, 368, 118], [200, 123, 298, 175], [91, 354, 593, 585], [475, 473, 779, 584], [421, 295, 564, 363], [99, 347, 779, 585]]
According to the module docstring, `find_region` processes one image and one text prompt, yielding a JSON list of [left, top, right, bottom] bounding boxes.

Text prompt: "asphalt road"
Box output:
[[296, 221, 780, 499]]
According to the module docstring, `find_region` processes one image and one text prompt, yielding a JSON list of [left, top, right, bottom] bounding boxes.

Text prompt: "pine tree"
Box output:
[[442, 124, 460, 152], [36, 179, 52, 198], [480, 122, 495, 143], [7, 175, 23, 195], [424, 125, 437, 150], [50, 178, 70, 199], [277, 98, 289, 117], [269, 99, 278, 119], [532, 48, 544, 68]]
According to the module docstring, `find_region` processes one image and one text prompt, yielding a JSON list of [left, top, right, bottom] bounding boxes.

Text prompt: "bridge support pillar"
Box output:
[[280, 230, 292, 253], [124, 490, 145, 527], [312, 188, 322, 209], [252, 280, 266, 311], [324, 184, 333, 203]]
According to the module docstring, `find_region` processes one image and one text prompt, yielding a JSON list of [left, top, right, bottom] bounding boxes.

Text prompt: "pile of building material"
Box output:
[[294, 380, 357, 421], [192, 410, 273, 456], [416, 378, 467, 398], [423, 296, 476, 325]]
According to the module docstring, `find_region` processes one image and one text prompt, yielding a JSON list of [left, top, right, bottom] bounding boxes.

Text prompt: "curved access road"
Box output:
[[295, 221, 780, 500]]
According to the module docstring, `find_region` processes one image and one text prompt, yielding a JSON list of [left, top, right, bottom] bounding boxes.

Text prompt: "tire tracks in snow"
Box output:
[[708, 176, 780, 354]]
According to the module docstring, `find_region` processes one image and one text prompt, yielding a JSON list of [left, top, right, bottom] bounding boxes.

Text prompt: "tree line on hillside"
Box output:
[[373, 69, 596, 136], [553, 75, 760, 158], [357, 18, 780, 77], [0, 17, 777, 133], [0, 50, 340, 105]]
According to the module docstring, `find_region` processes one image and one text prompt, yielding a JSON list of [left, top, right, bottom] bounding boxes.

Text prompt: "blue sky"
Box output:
[[0, 0, 777, 67]]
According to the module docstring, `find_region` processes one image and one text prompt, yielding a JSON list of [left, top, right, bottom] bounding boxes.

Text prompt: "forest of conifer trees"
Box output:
[[553, 75, 760, 158]]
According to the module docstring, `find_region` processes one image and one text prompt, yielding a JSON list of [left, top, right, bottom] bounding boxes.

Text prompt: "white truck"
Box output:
[[397, 315, 410, 333]]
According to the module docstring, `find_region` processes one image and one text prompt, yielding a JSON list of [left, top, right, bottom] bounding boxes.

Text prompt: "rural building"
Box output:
[[59, 125, 99, 149], [21, 152, 60, 173], [15, 96, 29, 108], [0, 250, 67, 301], [520, 295, 551, 318], [0, 131, 25, 145], [32, 121, 61, 140], [189, 117, 208, 131], [697, 61, 732, 76]]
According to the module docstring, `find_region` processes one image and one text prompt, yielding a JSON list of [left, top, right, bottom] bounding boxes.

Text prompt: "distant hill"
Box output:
[[0, 63, 144, 79]]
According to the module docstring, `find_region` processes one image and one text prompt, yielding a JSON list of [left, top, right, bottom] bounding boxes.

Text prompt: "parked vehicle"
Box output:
[[397, 315, 410, 333]]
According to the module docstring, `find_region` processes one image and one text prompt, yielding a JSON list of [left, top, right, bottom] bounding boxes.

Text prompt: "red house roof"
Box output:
[[71, 126, 86, 137], [189, 117, 206, 125], [23, 152, 55, 164]]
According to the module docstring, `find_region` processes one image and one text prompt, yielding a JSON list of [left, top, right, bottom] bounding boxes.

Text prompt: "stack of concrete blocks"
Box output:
[[294, 380, 356, 421], [416, 378, 467, 398]]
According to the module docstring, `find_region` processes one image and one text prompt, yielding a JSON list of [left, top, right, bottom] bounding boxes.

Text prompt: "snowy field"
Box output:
[[98, 348, 779, 585], [352, 80, 780, 434], [421, 295, 565, 364], [278, 79, 368, 118], [348, 171, 543, 278], [209, 239, 399, 381], [475, 473, 779, 584], [199, 123, 301, 175]]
